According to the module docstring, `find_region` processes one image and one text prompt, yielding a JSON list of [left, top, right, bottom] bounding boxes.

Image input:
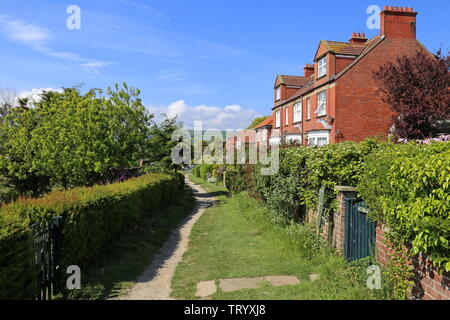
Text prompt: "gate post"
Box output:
[[334, 186, 357, 254]]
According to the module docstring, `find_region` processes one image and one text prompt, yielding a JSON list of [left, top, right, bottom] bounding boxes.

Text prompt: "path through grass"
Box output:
[[171, 175, 390, 300]]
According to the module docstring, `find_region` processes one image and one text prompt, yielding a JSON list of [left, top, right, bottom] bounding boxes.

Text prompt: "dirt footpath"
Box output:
[[117, 176, 215, 300]]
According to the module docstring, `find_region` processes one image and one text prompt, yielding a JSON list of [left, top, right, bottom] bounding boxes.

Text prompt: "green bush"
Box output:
[[225, 166, 249, 194], [192, 166, 200, 178], [224, 139, 450, 271], [358, 142, 450, 270], [226, 139, 381, 218], [199, 164, 214, 181], [0, 173, 184, 299]]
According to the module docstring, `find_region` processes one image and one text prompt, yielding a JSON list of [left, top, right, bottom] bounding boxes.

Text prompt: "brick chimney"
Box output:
[[304, 64, 314, 78], [349, 32, 368, 44], [381, 6, 418, 39]]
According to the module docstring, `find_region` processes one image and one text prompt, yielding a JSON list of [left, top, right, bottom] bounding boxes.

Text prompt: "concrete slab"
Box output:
[[219, 277, 266, 292], [309, 274, 321, 282], [195, 280, 217, 298], [264, 275, 300, 287], [218, 275, 301, 293]]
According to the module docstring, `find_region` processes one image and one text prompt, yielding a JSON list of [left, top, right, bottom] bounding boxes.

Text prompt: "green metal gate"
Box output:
[[344, 199, 376, 261]]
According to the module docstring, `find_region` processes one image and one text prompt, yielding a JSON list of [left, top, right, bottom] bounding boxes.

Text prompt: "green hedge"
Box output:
[[199, 164, 214, 181], [0, 173, 184, 300], [358, 142, 450, 270], [224, 139, 450, 270], [225, 139, 381, 219]]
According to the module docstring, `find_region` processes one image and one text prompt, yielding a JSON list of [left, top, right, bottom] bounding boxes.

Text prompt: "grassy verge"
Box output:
[[171, 174, 391, 300], [59, 183, 196, 300]]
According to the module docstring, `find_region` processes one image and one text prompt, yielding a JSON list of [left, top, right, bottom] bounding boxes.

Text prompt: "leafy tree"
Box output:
[[247, 116, 270, 129], [0, 83, 152, 194], [373, 50, 450, 140], [146, 115, 184, 172]]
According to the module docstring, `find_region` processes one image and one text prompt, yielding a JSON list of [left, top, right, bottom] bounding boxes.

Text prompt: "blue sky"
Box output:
[[0, 0, 448, 129]]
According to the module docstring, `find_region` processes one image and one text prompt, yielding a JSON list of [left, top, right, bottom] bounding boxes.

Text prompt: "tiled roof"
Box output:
[[335, 35, 385, 78], [273, 35, 387, 110], [254, 116, 273, 129], [273, 78, 315, 108], [319, 40, 366, 57], [279, 75, 309, 87]]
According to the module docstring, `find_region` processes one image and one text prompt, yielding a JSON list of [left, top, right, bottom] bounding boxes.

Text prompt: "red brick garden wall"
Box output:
[[376, 226, 450, 300]]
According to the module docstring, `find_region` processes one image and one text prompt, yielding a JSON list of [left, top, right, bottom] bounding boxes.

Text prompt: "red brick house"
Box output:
[[254, 116, 274, 147], [259, 6, 429, 146]]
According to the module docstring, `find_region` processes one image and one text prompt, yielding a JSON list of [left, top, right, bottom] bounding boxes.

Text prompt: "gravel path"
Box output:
[[117, 176, 216, 300]]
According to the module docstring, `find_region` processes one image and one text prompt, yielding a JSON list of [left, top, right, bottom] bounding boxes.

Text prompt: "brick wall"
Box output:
[[376, 226, 450, 300], [305, 186, 356, 254], [335, 38, 425, 143], [306, 207, 331, 243], [308, 185, 450, 300]]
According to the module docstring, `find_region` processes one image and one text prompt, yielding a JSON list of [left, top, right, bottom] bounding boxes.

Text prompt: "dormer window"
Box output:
[[318, 56, 327, 78], [275, 87, 281, 101]]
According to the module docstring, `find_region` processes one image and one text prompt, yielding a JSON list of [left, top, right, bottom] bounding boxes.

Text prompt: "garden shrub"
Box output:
[[226, 139, 381, 218], [199, 164, 214, 181], [192, 166, 200, 178], [0, 173, 184, 299], [358, 142, 450, 270]]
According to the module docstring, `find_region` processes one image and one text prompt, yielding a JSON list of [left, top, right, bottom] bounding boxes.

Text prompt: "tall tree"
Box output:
[[146, 115, 184, 172], [0, 83, 152, 194], [373, 50, 450, 140]]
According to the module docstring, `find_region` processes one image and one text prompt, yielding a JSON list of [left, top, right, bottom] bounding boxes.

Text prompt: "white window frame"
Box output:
[[275, 86, 281, 101], [306, 98, 311, 120], [269, 137, 281, 145], [318, 56, 327, 78], [285, 107, 289, 126], [275, 110, 281, 128], [307, 130, 330, 147], [285, 134, 302, 144], [316, 91, 327, 117], [293, 102, 302, 123]]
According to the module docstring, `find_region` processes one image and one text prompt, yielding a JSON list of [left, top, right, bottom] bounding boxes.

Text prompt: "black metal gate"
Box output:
[[31, 216, 63, 300], [344, 199, 376, 261]]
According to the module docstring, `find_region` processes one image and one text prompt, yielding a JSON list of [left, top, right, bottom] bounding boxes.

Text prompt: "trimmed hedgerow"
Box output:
[[224, 139, 450, 272], [0, 173, 184, 300], [225, 139, 381, 219], [358, 142, 450, 271]]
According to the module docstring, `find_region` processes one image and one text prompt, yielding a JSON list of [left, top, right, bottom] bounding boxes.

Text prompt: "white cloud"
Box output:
[[147, 100, 261, 130], [166, 100, 188, 119], [225, 105, 242, 112], [0, 15, 110, 74], [0, 17, 50, 48], [18, 88, 63, 101]]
